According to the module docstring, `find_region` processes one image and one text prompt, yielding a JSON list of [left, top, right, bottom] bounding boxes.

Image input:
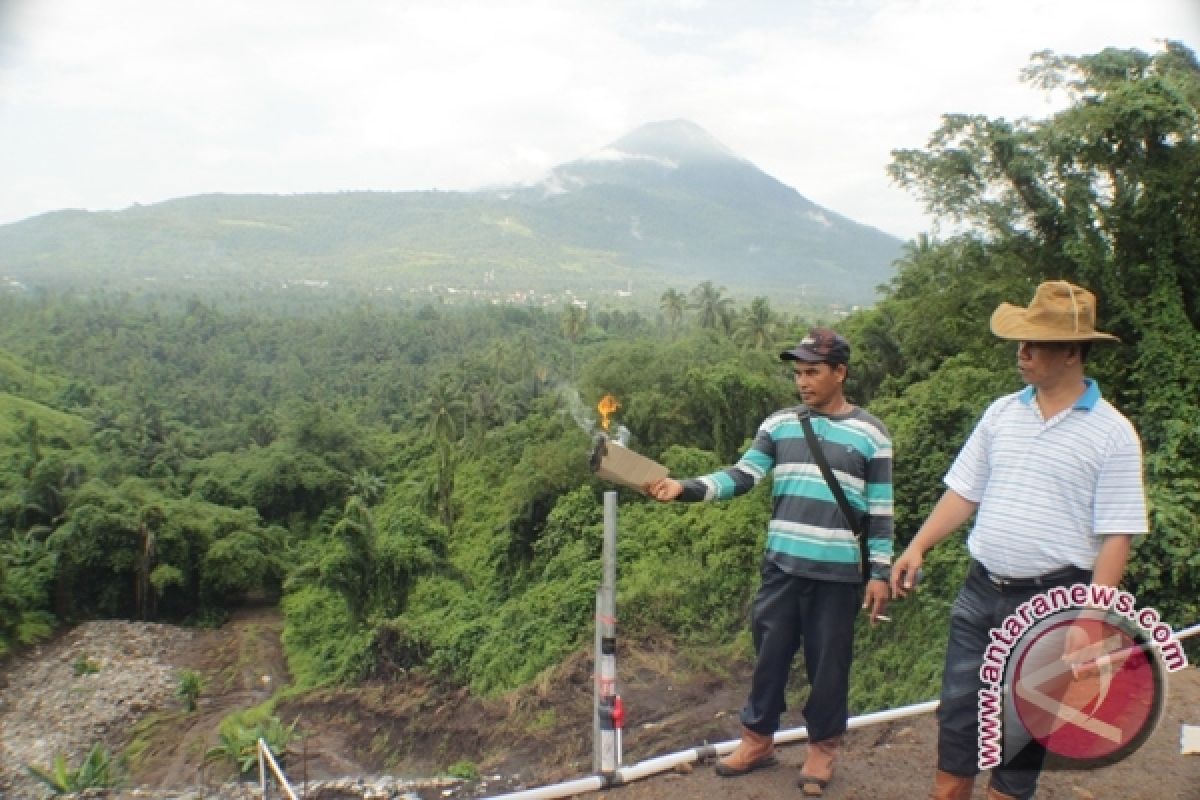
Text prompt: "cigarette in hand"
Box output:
[[875, 615, 892, 622]]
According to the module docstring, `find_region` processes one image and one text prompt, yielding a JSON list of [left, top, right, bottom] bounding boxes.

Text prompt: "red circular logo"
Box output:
[[1009, 611, 1163, 767]]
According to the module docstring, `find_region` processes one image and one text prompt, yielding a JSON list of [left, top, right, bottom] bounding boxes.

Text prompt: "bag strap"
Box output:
[[798, 408, 869, 576]]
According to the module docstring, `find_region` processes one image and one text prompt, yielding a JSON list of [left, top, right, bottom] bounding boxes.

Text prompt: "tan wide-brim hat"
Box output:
[[990, 280, 1120, 342]]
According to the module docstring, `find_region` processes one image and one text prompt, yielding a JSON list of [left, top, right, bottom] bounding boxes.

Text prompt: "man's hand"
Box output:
[[644, 477, 683, 502], [1061, 612, 1118, 680], [863, 579, 890, 625], [889, 491, 976, 598], [890, 546, 924, 599]]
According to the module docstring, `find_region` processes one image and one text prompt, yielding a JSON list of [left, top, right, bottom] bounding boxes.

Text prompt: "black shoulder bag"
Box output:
[[797, 407, 873, 581]]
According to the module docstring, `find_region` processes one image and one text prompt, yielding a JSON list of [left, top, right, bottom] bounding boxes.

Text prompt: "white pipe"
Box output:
[[847, 699, 942, 728], [246, 621, 1190, 800], [1176, 623, 1200, 641], [482, 644, 1193, 800], [302, 622, 1186, 800], [481, 697, 941, 800], [480, 623, 1198, 800], [612, 745, 723, 783], [484, 776, 605, 800]]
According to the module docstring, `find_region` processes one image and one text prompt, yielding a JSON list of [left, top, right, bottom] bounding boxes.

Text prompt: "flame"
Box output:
[[597, 394, 620, 431]]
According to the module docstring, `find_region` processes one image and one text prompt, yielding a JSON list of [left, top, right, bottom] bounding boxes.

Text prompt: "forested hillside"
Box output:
[[1, 42, 1197, 769], [0, 120, 902, 308]]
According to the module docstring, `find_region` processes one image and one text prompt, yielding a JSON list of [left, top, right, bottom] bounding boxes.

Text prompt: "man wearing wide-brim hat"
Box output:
[[891, 280, 1148, 800]]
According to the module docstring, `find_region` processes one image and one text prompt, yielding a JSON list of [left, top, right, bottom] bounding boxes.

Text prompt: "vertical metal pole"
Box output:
[[603, 491, 617, 591], [595, 584, 617, 772], [259, 741, 268, 800], [594, 491, 620, 773], [592, 585, 603, 773]]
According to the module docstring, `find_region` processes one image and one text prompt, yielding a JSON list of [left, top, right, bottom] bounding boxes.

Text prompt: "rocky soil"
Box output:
[[0, 621, 186, 799], [0, 613, 495, 800]]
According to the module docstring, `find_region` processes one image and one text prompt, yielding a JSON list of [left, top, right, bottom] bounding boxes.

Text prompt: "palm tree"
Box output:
[[512, 332, 538, 399], [560, 303, 589, 343], [327, 496, 375, 623], [466, 377, 502, 444], [422, 381, 465, 530], [561, 303, 589, 378], [851, 308, 905, 404], [424, 380, 462, 444], [134, 508, 163, 621], [659, 288, 687, 335], [485, 340, 511, 383], [733, 296, 779, 350], [689, 281, 734, 332], [350, 469, 386, 505]]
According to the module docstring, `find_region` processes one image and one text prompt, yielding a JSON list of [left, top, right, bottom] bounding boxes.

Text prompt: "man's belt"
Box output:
[[972, 560, 1090, 590]]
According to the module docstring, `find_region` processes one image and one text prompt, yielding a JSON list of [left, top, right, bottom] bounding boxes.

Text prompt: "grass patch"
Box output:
[[121, 711, 186, 772], [530, 709, 557, 731], [0, 393, 89, 444]]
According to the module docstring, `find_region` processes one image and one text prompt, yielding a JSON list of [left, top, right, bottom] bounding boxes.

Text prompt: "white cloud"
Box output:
[[582, 148, 680, 169], [0, 0, 1195, 238]]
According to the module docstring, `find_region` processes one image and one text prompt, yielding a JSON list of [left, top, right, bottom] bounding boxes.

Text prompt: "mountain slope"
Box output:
[[0, 121, 903, 305], [511, 120, 900, 303]]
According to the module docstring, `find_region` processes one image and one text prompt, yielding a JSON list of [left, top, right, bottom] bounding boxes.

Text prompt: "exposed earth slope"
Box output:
[[1, 609, 1196, 800]]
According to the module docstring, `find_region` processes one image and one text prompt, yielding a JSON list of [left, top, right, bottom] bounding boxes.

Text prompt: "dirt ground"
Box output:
[[5, 608, 1198, 800], [603, 671, 1200, 800], [127, 607, 296, 789]]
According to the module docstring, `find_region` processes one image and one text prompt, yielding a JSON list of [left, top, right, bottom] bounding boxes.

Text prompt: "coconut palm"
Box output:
[[350, 469, 386, 505], [659, 288, 687, 335], [560, 303, 588, 343], [561, 303, 589, 378], [733, 296, 780, 350], [421, 380, 465, 530], [511, 331, 538, 398], [689, 281, 734, 332]]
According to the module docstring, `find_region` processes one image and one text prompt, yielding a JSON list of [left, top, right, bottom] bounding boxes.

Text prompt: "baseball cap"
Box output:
[[780, 327, 851, 365]]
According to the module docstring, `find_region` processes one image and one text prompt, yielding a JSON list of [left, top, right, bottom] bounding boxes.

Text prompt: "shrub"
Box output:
[[205, 715, 298, 775], [177, 669, 204, 712], [26, 743, 121, 793], [71, 654, 100, 676]]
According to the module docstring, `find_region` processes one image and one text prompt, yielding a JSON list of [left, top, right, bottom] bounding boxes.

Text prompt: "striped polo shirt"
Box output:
[[945, 379, 1148, 578], [679, 405, 894, 583]]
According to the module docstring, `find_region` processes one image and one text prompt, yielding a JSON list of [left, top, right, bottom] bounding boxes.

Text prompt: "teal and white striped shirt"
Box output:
[[680, 405, 894, 583]]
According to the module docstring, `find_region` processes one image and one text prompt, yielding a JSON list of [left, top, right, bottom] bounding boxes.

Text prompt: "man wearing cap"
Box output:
[[890, 281, 1148, 800], [646, 327, 894, 796]]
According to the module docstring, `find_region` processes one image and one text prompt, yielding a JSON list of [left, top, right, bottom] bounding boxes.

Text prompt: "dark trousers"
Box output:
[[938, 561, 1090, 800], [740, 559, 861, 743]]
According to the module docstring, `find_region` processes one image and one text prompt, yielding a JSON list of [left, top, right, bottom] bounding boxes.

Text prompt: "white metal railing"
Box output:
[[257, 739, 299, 800]]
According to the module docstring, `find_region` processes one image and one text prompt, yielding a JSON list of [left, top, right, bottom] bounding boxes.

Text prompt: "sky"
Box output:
[[0, 0, 1196, 241]]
